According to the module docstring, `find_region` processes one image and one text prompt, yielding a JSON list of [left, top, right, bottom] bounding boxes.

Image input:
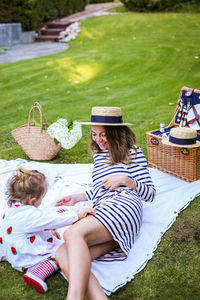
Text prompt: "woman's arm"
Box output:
[[102, 175, 136, 191], [102, 174, 155, 202], [129, 147, 156, 202], [134, 180, 156, 202]]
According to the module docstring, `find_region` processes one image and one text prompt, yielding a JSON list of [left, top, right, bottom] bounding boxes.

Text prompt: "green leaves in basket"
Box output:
[[43, 125, 48, 131]]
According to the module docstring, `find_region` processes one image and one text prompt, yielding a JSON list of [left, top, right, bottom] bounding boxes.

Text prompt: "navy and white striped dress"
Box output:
[[85, 147, 156, 256]]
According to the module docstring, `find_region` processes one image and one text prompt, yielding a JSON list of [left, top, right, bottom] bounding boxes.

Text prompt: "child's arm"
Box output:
[[23, 206, 79, 233], [56, 192, 87, 206], [23, 205, 96, 233]]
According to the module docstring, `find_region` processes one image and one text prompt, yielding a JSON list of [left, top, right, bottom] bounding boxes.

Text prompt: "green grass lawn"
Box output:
[[0, 10, 200, 300]]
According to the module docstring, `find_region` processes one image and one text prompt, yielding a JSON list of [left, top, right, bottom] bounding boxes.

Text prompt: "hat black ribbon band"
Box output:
[[169, 136, 196, 145], [91, 115, 123, 124]]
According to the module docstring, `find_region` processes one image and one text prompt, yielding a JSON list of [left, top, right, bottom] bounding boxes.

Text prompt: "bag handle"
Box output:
[[28, 102, 48, 130]]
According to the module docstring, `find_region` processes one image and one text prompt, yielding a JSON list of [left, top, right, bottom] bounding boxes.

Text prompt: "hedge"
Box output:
[[120, 0, 200, 11], [89, 1, 114, 3]]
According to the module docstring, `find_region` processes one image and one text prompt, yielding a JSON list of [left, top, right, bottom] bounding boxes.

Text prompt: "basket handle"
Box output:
[[28, 102, 48, 130]]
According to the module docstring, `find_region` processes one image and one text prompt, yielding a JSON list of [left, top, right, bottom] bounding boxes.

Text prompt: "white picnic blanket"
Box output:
[[0, 159, 199, 295]]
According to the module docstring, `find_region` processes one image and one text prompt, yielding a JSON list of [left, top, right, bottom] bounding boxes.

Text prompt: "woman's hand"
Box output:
[[56, 193, 87, 207], [78, 208, 96, 220], [102, 175, 136, 191]]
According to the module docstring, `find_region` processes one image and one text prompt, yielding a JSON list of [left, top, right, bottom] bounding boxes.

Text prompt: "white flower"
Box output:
[[47, 118, 82, 150], [47, 122, 64, 138], [54, 127, 69, 141], [57, 118, 68, 126]]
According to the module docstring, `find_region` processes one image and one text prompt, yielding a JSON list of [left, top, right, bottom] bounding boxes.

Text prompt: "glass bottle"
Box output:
[[160, 122, 165, 136]]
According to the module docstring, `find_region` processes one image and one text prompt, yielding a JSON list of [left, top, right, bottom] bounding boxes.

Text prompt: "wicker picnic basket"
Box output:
[[11, 102, 61, 161], [146, 87, 200, 182]]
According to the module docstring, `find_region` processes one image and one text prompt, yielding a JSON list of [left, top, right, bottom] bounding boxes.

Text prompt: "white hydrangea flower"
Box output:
[[47, 118, 82, 150], [54, 127, 69, 142], [57, 118, 68, 126], [47, 123, 64, 138]]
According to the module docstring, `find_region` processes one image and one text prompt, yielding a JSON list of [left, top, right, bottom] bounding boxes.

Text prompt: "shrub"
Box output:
[[120, 0, 200, 12], [89, 0, 114, 3], [0, 0, 88, 31]]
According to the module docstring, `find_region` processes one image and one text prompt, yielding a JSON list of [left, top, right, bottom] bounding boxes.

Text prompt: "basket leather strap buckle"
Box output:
[[185, 88, 194, 97], [151, 137, 159, 145], [180, 148, 189, 155]]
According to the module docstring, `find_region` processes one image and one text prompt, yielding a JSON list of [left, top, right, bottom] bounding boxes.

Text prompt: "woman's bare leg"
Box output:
[[56, 239, 117, 300], [85, 273, 108, 300], [62, 215, 114, 300]]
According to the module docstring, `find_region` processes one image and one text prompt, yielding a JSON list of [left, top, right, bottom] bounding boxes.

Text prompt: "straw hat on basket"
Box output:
[[162, 127, 200, 148], [80, 107, 132, 126]]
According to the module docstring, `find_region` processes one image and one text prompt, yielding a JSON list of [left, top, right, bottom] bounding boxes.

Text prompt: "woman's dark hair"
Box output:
[[6, 168, 47, 207], [90, 126, 137, 165]]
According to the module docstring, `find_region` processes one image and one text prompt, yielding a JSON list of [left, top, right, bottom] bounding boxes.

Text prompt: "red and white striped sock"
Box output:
[[23, 257, 58, 293], [30, 258, 58, 280]]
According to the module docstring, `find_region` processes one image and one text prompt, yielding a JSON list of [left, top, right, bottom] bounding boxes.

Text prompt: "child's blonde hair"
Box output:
[[7, 168, 48, 207]]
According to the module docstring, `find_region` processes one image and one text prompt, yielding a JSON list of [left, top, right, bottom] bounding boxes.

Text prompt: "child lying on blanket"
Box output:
[[0, 168, 96, 293]]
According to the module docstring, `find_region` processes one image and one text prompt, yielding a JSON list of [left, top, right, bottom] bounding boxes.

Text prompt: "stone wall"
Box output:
[[22, 31, 36, 44], [0, 23, 35, 47], [0, 23, 22, 47]]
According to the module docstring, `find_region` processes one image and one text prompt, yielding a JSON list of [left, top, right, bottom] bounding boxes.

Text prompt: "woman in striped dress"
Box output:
[[56, 107, 156, 300]]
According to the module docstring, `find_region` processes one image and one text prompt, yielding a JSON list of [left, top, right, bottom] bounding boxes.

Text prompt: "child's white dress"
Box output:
[[0, 202, 78, 272]]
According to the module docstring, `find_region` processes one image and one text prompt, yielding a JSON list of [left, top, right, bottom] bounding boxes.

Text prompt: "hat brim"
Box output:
[[162, 137, 200, 148], [80, 122, 133, 126]]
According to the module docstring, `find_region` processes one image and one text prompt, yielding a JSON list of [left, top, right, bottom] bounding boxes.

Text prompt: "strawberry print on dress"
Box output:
[[29, 236, 36, 243], [47, 237, 53, 243], [48, 256, 56, 262], [7, 226, 12, 234], [22, 267, 28, 273], [11, 247, 17, 255]]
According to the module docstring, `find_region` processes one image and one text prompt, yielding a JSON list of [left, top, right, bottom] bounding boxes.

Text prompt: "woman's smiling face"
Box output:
[[91, 125, 108, 150]]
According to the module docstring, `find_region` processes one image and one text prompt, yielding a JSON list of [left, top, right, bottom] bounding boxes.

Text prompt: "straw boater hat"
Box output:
[[162, 127, 200, 148], [80, 107, 132, 126]]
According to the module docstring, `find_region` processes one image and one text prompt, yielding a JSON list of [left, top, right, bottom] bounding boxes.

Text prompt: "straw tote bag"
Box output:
[[11, 102, 61, 161]]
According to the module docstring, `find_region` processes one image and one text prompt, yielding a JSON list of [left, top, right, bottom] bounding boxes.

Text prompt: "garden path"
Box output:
[[0, 2, 123, 64]]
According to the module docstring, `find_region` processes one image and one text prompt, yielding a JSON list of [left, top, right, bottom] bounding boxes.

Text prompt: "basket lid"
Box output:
[[172, 87, 200, 130], [187, 104, 200, 130]]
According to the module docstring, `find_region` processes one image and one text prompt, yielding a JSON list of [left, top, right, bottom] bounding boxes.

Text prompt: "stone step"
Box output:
[[36, 2, 124, 43], [36, 20, 74, 42], [46, 21, 72, 29], [41, 28, 63, 36], [36, 35, 58, 42]]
